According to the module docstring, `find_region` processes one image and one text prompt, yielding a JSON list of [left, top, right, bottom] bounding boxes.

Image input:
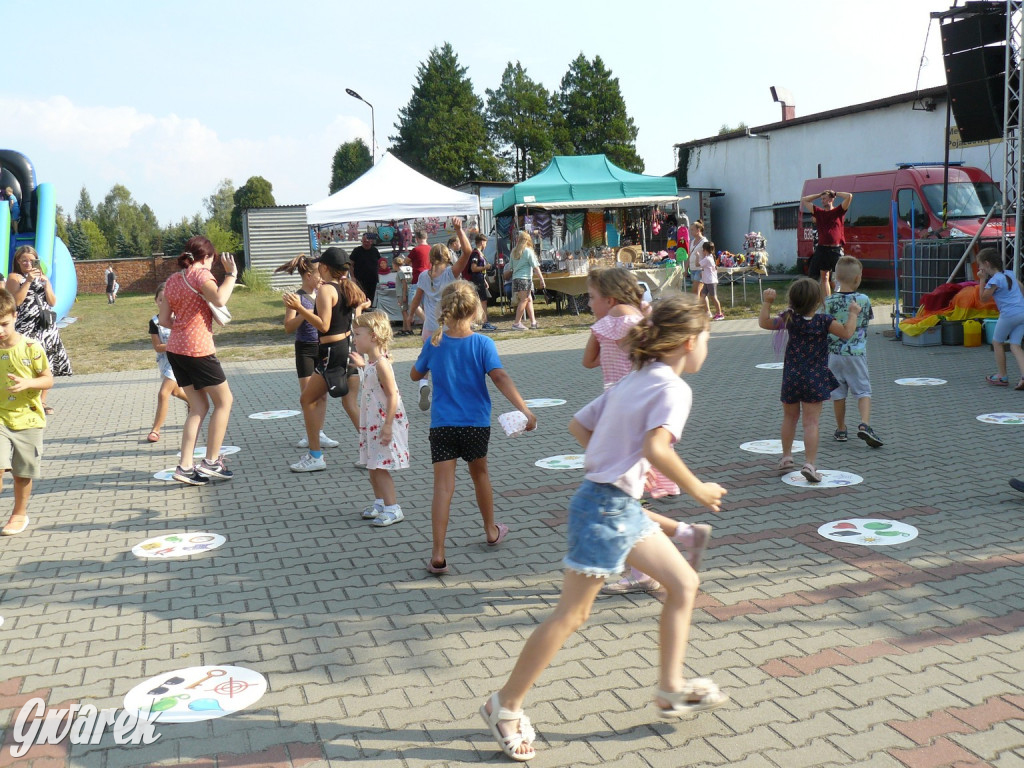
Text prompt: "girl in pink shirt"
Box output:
[[480, 295, 728, 762]]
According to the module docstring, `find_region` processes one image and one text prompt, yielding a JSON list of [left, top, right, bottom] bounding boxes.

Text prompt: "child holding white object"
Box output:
[[759, 279, 859, 482], [480, 294, 728, 762], [582, 267, 711, 596], [977, 247, 1024, 389], [146, 283, 188, 443], [411, 280, 536, 574], [699, 240, 724, 320], [349, 311, 410, 527]]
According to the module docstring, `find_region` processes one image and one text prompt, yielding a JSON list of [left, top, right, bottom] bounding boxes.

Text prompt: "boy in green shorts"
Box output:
[[0, 288, 53, 536]]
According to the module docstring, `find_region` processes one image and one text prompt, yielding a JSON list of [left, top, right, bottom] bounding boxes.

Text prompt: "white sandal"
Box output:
[[654, 678, 729, 719], [479, 692, 537, 762]]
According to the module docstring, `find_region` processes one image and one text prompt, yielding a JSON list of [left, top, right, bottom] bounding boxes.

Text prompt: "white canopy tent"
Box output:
[[305, 151, 480, 225]]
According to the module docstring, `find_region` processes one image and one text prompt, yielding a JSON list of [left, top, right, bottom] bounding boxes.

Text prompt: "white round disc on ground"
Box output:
[[977, 412, 1024, 425], [248, 410, 300, 420], [782, 470, 863, 488], [524, 398, 567, 408], [535, 454, 585, 469], [895, 377, 947, 386], [755, 362, 784, 370], [0, 616, 4, 628], [177, 445, 241, 459], [153, 468, 178, 482], [132, 532, 226, 559], [123, 665, 267, 723], [817, 518, 919, 546], [740, 440, 805, 454]]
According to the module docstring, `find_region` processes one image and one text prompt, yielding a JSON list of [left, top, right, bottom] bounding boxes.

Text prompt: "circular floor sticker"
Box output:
[[248, 410, 300, 420], [123, 665, 267, 723], [132, 533, 226, 559], [782, 470, 863, 488], [154, 468, 178, 482], [178, 445, 241, 459], [756, 362, 784, 370], [895, 377, 947, 386], [535, 454, 585, 469], [740, 440, 804, 454], [817, 518, 919, 546], [977, 412, 1024, 424], [524, 398, 567, 408]]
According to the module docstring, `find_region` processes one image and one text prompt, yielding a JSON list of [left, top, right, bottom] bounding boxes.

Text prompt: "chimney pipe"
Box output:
[[770, 86, 796, 121]]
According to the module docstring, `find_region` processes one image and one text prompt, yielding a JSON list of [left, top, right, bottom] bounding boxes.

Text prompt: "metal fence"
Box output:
[[897, 237, 1002, 312]]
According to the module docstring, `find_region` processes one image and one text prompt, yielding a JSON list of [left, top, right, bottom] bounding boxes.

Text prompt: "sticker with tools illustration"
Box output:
[[755, 362, 784, 370], [895, 377, 947, 386], [523, 398, 567, 408], [740, 440, 804, 454], [123, 665, 267, 723], [781, 470, 863, 488], [535, 454, 585, 469], [248, 410, 300, 420], [977, 412, 1024, 424], [132, 533, 226, 559], [817, 518, 919, 546], [178, 446, 241, 459]]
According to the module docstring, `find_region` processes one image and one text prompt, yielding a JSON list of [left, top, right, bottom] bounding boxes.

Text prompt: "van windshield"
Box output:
[[921, 182, 1002, 219]]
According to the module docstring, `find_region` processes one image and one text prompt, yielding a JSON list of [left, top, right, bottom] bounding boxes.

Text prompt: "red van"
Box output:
[[798, 164, 1008, 280]]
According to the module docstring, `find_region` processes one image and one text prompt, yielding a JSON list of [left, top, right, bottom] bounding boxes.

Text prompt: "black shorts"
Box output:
[[472, 279, 490, 303], [429, 426, 491, 464], [704, 283, 718, 298], [314, 338, 355, 398], [295, 341, 319, 379], [166, 352, 226, 391], [808, 245, 843, 278]]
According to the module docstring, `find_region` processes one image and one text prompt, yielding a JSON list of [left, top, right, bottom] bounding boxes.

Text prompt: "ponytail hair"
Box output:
[[626, 294, 709, 368], [178, 236, 216, 269], [337, 274, 367, 309], [274, 253, 316, 276], [431, 280, 481, 346]]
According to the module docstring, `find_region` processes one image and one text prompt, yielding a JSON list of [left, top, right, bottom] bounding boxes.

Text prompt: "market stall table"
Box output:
[[543, 266, 685, 313], [718, 266, 765, 306]]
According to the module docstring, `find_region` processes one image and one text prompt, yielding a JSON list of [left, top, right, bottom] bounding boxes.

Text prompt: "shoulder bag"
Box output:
[[182, 270, 232, 327]]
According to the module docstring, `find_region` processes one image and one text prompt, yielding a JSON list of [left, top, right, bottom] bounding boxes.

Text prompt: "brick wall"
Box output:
[[74, 256, 228, 295]]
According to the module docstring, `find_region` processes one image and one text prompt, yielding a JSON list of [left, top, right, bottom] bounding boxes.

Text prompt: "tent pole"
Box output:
[[642, 207, 648, 253]]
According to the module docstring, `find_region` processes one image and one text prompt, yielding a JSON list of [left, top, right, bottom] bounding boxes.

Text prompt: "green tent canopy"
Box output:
[[491, 154, 679, 215]]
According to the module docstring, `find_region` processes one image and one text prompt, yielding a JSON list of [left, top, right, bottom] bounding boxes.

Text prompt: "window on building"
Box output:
[[773, 205, 799, 230], [846, 190, 891, 227]]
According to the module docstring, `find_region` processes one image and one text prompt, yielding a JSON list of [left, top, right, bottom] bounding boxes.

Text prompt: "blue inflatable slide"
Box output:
[[0, 149, 77, 319]]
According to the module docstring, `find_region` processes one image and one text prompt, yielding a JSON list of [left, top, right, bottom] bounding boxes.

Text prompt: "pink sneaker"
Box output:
[[674, 524, 712, 569]]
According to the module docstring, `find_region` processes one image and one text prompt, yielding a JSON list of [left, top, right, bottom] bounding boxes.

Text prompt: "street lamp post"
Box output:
[[345, 88, 376, 164]]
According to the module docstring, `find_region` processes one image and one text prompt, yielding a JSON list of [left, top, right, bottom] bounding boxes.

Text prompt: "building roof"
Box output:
[[675, 85, 947, 150]]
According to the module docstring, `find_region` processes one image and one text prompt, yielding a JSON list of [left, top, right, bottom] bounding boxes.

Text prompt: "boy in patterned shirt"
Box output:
[[0, 288, 53, 535], [825, 256, 882, 447]]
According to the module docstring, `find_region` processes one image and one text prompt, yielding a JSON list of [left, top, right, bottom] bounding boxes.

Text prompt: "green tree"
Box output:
[[55, 205, 69, 244], [718, 122, 749, 135], [391, 42, 502, 185], [95, 184, 160, 257], [486, 62, 561, 181], [203, 178, 235, 231], [205, 220, 242, 255], [329, 139, 372, 194], [230, 176, 275, 236], [79, 220, 110, 260], [74, 187, 95, 222], [162, 214, 206, 259], [66, 221, 89, 260], [558, 53, 643, 172]]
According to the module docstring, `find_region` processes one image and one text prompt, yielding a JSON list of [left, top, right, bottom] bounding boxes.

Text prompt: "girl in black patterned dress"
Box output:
[[758, 278, 858, 483], [5, 246, 72, 415]]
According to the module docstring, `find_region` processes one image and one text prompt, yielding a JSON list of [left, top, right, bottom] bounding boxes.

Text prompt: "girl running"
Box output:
[[146, 283, 188, 443]]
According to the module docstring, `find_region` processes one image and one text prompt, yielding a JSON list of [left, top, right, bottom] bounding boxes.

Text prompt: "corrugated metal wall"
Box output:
[[242, 205, 313, 290]]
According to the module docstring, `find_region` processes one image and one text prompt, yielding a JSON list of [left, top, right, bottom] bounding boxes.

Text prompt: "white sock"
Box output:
[[383, 503, 401, 513], [418, 380, 428, 389], [673, 522, 692, 543], [374, 498, 384, 510]]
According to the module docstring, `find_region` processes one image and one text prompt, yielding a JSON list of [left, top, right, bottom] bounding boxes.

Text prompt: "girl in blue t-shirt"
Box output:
[[411, 280, 537, 575], [978, 248, 1024, 388]]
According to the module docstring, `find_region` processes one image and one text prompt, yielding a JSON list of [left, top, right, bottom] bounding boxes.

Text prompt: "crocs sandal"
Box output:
[[777, 456, 795, 473], [147, 430, 160, 443], [479, 692, 537, 762], [486, 522, 509, 546], [426, 559, 449, 575], [654, 678, 729, 719], [987, 374, 1009, 386], [801, 463, 822, 483]]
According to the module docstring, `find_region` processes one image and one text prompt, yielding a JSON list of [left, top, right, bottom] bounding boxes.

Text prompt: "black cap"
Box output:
[[311, 247, 348, 270]]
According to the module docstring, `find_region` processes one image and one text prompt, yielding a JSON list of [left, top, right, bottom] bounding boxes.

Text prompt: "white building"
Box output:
[[675, 85, 1004, 267]]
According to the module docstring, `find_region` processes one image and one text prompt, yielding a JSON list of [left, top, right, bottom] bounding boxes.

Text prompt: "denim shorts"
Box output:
[[562, 479, 661, 578]]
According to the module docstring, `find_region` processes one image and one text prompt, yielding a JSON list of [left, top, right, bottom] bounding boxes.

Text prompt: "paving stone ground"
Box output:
[[1, 312, 1023, 767]]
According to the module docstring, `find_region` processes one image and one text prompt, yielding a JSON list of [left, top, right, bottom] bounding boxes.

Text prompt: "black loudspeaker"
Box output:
[[941, 6, 1008, 143]]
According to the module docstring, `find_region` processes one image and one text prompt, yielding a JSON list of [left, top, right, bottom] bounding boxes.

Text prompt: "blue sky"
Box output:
[[3, 0, 951, 224]]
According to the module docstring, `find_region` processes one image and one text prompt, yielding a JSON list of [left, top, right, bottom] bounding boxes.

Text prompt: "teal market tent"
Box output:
[[491, 154, 679, 215]]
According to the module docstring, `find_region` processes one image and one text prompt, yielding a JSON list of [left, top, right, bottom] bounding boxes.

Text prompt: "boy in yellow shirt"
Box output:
[[0, 288, 53, 535]]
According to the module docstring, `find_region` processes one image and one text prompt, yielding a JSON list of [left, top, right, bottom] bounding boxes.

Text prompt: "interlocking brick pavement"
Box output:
[[1, 313, 1024, 766]]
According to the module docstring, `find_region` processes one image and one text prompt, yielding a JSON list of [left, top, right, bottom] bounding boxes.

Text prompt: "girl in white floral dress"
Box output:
[[349, 311, 410, 527]]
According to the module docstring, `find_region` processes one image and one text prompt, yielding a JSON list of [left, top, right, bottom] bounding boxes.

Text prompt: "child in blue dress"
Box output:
[[759, 278, 859, 482]]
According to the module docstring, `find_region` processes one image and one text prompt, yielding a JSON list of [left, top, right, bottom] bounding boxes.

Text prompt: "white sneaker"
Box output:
[[297, 436, 309, 448], [290, 453, 326, 472], [361, 503, 383, 519], [319, 431, 340, 448], [371, 506, 404, 527]]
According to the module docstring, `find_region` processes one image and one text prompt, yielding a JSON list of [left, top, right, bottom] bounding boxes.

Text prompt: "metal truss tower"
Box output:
[[1004, 0, 1023, 270]]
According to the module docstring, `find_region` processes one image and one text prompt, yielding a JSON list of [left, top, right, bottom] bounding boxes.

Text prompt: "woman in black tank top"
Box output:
[[283, 250, 369, 469]]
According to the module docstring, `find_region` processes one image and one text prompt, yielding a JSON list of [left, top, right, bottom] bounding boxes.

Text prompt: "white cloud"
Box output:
[[0, 95, 370, 223]]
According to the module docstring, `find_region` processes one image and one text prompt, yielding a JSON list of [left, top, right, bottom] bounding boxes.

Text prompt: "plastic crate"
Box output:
[[901, 325, 942, 347]]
